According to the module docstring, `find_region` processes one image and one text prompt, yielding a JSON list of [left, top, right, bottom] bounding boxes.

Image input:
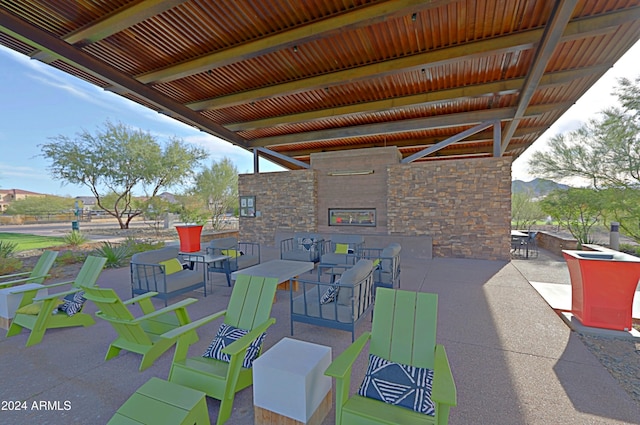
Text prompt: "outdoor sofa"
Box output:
[[130, 246, 206, 306], [206, 237, 260, 286], [280, 232, 324, 263], [290, 258, 375, 341]]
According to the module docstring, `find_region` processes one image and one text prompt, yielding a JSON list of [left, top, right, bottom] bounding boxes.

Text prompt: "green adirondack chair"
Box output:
[[82, 286, 198, 372], [163, 274, 279, 425], [0, 250, 58, 289], [325, 288, 457, 425], [6, 255, 107, 347]]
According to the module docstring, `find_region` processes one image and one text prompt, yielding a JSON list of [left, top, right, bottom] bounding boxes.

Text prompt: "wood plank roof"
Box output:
[[2, 0, 640, 169]]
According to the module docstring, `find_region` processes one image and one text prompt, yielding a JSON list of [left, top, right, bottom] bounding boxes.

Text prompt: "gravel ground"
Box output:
[[579, 334, 640, 403]]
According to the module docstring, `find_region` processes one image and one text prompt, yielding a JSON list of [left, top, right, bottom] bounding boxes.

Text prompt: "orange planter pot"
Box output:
[[176, 225, 203, 253], [562, 250, 640, 331]]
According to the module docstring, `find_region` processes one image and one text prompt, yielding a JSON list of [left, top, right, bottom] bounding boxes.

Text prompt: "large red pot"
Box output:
[[562, 249, 640, 331], [176, 225, 203, 252]]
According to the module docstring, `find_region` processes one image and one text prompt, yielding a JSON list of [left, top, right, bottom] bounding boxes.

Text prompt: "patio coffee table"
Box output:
[[231, 260, 314, 291], [179, 251, 229, 286]]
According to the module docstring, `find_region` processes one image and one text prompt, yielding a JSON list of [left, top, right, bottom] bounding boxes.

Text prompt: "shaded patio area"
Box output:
[[1, 246, 639, 424]]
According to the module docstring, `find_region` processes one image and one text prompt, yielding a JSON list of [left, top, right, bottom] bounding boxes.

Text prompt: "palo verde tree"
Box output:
[[40, 120, 208, 229], [539, 188, 605, 248], [189, 157, 238, 230], [511, 190, 544, 230], [528, 75, 640, 241]]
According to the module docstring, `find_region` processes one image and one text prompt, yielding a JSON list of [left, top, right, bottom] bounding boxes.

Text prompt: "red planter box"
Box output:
[[176, 225, 203, 253], [562, 250, 640, 331]]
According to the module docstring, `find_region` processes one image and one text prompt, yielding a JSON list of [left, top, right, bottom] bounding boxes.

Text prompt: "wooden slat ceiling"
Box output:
[[2, 0, 640, 170]]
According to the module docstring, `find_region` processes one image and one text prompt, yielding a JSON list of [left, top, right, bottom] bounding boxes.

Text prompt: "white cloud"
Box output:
[[0, 163, 47, 179]]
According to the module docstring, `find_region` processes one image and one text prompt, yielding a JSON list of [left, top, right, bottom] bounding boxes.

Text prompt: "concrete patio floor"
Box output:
[[1, 246, 639, 424]]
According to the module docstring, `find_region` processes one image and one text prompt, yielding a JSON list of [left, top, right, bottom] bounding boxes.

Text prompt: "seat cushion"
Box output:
[[337, 259, 373, 306], [237, 255, 259, 270], [131, 246, 180, 265], [202, 323, 266, 369], [164, 270, 204, 293], [358, 353, 435, 416]]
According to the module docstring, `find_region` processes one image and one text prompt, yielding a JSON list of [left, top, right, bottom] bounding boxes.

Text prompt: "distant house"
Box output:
[[0, 189, 45, 212], [74, 196, 98, 211]]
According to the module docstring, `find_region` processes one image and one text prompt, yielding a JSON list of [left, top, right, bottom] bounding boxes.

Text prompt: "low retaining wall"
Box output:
[[536, 231, 579, 257]]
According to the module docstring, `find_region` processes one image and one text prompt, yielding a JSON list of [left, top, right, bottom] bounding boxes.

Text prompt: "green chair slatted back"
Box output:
[[0, 250, 58, 288], [167, 274, 279, 425], [224, 274, 278, 330], [6, 255, 106, 347], [370, 288, 437, 369], [82, 285, 198, 371], [75, 256, 110, 289]]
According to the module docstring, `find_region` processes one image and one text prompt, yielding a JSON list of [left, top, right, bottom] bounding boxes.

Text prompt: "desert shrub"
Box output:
[[63, 231, 89, 247], [56, 250, 86, 265], [619, 243, 640, 257], [0, 241, 18, 258], [123, 237, 165, 254], [0, 257, 23, 275], [92, 242, 132, 268]]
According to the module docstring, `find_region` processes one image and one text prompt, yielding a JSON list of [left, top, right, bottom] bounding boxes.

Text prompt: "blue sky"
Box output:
[[0, 46, 283, 197], [1, 39, 640, 196]]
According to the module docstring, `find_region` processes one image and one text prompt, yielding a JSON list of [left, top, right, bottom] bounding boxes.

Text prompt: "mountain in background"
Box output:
[[511, 178, 570, 196]]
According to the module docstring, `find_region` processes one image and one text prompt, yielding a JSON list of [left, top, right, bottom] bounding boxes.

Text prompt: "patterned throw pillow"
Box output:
[[320, 280, 340, 304], [203, 323, 266, 369], [297, 237, 317, 252], [358, 353, 435, 416], [58, 291, 87, 317]]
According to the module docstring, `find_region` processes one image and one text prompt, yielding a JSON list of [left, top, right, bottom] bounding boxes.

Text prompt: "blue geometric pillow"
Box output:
[[320, 280, 340, 304], [358, 353, 435, 416], [202, 323, 266, 369], [58, 291, 87, 317]]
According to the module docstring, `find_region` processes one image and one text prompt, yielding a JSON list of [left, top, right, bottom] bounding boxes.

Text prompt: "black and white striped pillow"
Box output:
[[58, 291, 87, 317], [202, 323, 266, 368]]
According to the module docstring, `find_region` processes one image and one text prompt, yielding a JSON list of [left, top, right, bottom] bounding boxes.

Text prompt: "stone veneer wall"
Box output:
[[238, 169, 316, 246], [311, 147, 401, 235], [239, 149, 512, 261], [387, 157, 512, 260]]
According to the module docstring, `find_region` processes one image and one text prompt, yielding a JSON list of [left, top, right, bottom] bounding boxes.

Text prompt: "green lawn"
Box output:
[[0, 233, 67, 252]]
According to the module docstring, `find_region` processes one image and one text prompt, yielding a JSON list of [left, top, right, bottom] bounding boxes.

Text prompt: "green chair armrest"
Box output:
[[431, 344, 457, 406], [133, 298, 198, 323], [0, 271, 31, 280], [161, 310, 227, 340], [122, 292, 158, 305], [43, 280, 77, 289], [34, 287, 81, 302], [325, 331, 371, 379], [221, 318, 276, 357], [0, 274, 49, 288], [7, 283, 49, 294], [123, 291, 158, 314]]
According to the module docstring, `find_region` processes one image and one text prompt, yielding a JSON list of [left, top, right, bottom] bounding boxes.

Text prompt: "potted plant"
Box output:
[[176, 208, 209, 252]]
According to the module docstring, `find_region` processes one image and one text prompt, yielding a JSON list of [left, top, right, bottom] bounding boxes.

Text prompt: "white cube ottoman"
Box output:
[[253, 337, 332, 425]]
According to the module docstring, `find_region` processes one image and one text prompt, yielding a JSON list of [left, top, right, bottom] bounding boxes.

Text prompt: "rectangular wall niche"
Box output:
[[329, 208, 376, 226]]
